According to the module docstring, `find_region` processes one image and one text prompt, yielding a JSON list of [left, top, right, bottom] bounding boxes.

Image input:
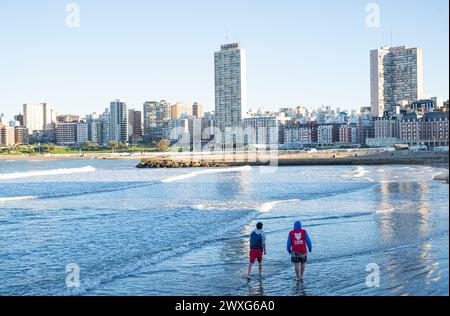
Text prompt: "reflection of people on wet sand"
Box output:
[[247, 279, 265, 296], [294, 280, 308, 296], [287, 221, 312, 282], [247, 222, 266, 280]]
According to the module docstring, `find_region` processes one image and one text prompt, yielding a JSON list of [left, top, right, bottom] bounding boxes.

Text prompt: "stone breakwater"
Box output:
[[136, 152, 449, 169], [433, 170, 449, 184], [136, 158, 229, 169]]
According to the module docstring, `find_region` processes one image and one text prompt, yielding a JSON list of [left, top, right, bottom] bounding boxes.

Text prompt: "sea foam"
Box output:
[[258, 199, 300, 213], [0, 196, 38, 203], [354, 166, 369, 178], [0, 166, 96, 180], [161, 165, 252, 183]]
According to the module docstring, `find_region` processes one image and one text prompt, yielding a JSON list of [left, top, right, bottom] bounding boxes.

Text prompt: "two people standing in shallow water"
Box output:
[[247, 220, 313, 283]]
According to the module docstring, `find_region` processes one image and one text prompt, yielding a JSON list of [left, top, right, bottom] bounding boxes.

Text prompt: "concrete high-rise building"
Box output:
[[370, 46, 424, 117], [192, 102, 204, 119], [317, 124, 338, 146], [88, 120, 103, 145], [76, 122, 89, 144], [23, 103, 56, 133], [109, 100, 128, 144], [339, 124, 359, 144], [85, 113, 100, 144], [128, 109, 143, 143], [201, 112, 215, 141], [283, 122, 318, 148], [214, 43, 247, 147], [188, 118, 202, 151], [143, 100, 171, 143], [0, 124, 15, 146], [55, 123, 77, 145], [55, 122, 88, 145], [14, 114, 24, 127], [171, 102, 192, 119], [243, 116, 279, 146], [100, 109, 111, 146], [14, 127, 29, 145]]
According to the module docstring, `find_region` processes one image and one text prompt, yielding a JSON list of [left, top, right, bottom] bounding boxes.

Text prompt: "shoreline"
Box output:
[[136, 151, 449, 168], [2, 151, 448, 168], [0, 155, 448, 295]]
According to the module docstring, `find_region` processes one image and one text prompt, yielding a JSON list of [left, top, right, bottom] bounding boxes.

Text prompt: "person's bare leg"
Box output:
[[247, 263, 253, 279], [294, 263, 300, 280], [258, 262, 263, 277], [300, 263, 306, 281]]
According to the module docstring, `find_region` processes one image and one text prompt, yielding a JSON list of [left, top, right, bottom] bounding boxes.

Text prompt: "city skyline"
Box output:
[[0, 0, 449, 116]]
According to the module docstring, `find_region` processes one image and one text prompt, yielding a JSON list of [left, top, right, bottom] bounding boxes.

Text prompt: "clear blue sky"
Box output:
[[0, 0, 448, 116]]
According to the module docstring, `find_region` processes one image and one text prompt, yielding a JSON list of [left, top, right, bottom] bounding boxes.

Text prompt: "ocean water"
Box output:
[[0, 159, 448, 296]]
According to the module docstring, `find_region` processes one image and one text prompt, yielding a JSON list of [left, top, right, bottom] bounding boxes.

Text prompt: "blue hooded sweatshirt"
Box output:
[[287, 221, 312, 254]]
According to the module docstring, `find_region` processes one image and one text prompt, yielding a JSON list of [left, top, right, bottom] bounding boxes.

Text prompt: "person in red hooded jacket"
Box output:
[[287, 220, 312, 282]]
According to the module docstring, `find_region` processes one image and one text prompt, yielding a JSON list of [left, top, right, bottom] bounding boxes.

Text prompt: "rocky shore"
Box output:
[[136, 158, 228, 168], [136, 151, 449, 169], [433, 170, 449, 184]]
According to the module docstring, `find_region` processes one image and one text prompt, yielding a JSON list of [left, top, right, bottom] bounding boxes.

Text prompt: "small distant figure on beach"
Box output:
[[287, 221, 312, 282], [247, 222, 266, 280]]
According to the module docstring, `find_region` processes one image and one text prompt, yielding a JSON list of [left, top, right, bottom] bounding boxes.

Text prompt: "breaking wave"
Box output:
[[0, 166, 96, 180], [258, 199, 300, 213], [353, 166, 369, 178], [192, 199, 301, 213], [0, 166, 253, 203], [161, 166, 252, 183], [0, 196, 38, 203]]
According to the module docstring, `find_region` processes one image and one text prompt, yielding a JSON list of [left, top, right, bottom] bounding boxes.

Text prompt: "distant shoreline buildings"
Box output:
[[1, 44, 448, 149]]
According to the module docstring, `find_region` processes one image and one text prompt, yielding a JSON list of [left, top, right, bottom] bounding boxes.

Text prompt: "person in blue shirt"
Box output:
[[247, 222, 266, 279]]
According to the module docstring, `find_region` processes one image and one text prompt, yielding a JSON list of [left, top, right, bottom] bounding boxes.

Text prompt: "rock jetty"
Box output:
[[136, 151, 449, 169], [433, 170, 449, 184], [136, 158, 228, 169]]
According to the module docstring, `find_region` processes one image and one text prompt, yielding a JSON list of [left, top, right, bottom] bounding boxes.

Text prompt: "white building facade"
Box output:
[[370, 46, 424, 117], [23, 103, 56, 133]]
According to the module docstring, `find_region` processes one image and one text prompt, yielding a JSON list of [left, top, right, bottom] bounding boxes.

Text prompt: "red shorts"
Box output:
[[249, 249, 263, 263]]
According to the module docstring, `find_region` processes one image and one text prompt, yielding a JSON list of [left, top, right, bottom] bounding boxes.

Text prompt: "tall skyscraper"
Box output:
[[192, 102, 204, 119], [370, 46, 424, 117], [100, 109, 111, 146], [85, 113, 103, 146], [128, 109, 143, 143], [143, 100, 171, 143], [23, 103, 56, 133], [109, 100, 128, 144], [214, 43, 247, 147], [14, 114, 24, 127]]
